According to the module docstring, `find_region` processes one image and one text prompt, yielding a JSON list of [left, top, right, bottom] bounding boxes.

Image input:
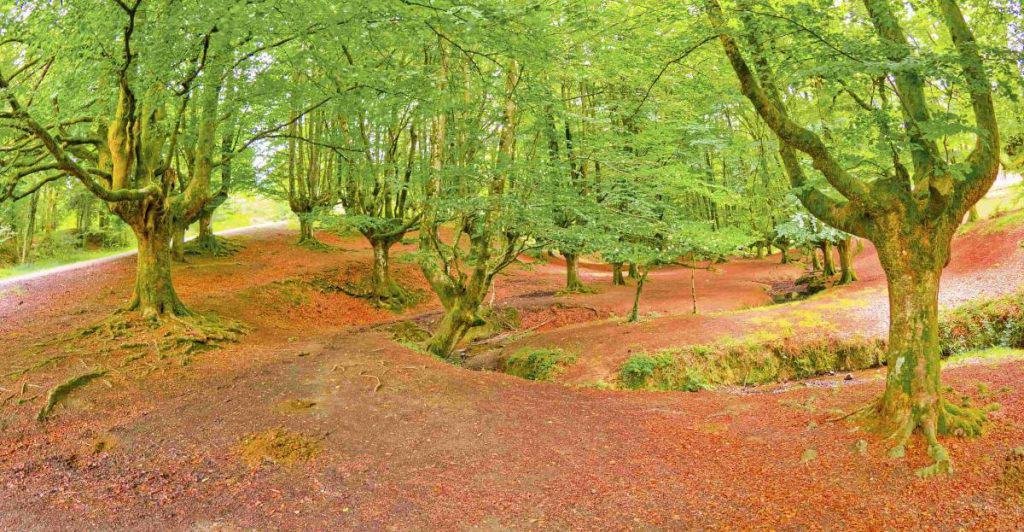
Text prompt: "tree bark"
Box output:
[[127, 223, 189, 322], [369, 237, 401, 300], [564, 251, 586, 292], [837, 236, 858, 284], [628, 262, 639, 280], [171, 226, 186, 262], [822, 240, 836, 276], [627, 269, 648, 322], [611, 262, 626, 285], [20, 191, 38, 264]]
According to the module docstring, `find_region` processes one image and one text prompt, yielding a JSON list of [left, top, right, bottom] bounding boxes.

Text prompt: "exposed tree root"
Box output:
[[183, 235, 243, 257], [37, 370, 108, 421], [839, 392, 995, 477], [297, 236, 331, 251], [77, 310, 248, 359], [319, 274, 422, 312]]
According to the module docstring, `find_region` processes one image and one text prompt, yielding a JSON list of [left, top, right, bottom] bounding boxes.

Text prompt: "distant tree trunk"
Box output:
[[780, 246, 789, 264], [967, 206, 980, 222], [627, 268, 649, 323], [821, 241, 836, 276], [756, 244, 766, 258], [20, 191, 38, 264], [628, 262, 639, 280], [690, 257, 698, 314], [295, 211, 323, 247], [369, 236, 402, 300], [811, 248, 821, 271], [563, 251, 586, 292], [611, 262, 626, 285], [837, 236, 858, 285]]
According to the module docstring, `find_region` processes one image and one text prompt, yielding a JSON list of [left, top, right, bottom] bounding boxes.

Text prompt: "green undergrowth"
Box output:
[[618, 336, 885, 391], [502, 348, 576, 381], [940, 290, 1024, 355]]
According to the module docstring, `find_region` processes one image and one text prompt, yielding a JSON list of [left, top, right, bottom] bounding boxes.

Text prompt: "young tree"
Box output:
[[706, 0, 1002, 474]]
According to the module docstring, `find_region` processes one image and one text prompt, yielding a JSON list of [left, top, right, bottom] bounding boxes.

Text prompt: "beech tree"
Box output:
[[706, 0, 1002, 475], [0, 0, 317, 326]]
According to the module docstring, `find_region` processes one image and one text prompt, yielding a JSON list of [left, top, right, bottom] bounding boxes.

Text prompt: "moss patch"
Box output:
[[238, 428, 321, 468], [502, 348, 576, 381], [277, 398, 317, 413], [37, 370, 109, 422], [1001, 447, 1024, 496], [618, 337, 885, 390]]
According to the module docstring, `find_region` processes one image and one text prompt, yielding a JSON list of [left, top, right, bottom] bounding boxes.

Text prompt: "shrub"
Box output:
[[503, 348, 576, 381], [940, 291, 1024, 355]]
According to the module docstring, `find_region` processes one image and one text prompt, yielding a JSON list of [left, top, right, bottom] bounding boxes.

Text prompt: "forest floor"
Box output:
[[3, 216, 1024, 528]]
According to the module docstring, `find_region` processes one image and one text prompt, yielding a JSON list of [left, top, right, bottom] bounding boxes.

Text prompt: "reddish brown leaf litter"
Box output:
[[2, 222, 1024, 528]]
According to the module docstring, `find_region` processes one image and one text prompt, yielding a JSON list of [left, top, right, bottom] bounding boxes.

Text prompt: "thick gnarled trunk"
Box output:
[[127, 223, 189, 322], [425, 294, 485, 359], [821, 241, 836, 276]]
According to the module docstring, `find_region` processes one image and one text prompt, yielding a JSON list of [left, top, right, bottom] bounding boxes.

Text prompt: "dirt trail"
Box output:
[[2, 220, 1024, 528]]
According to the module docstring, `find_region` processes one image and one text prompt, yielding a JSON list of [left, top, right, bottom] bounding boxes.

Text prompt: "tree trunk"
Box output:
[[425, 296, 483, 359], [171, 226, 186, 262], [821, 241, 836, 276], [196, 212, 215, 245], [628, 262, 639, 280], [611, 262, 626, 285], [967, 206, 980, 222], [627, 269, 648, 323], [20, 191, 38, 264], [873, 240, 986, 476], [837, 236, 858, 284], [370, 238, 400, 300], [296, 212, 322, 247], [564, 252, 586, 292], [780, 246, 789, 264], [690, 259, 698, 314], [811, 248, 821, 271], [127, 224, 189, 322]]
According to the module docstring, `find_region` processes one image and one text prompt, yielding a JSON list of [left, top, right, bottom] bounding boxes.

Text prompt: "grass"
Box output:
[[0, 247, 131, 280], [1, 194, 290, 281]]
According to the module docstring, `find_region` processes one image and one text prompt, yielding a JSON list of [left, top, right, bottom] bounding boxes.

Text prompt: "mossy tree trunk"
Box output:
[[779, 246, 789, 264], [171, 226, 186, 262], [611, 262, 626, 285], [628, 262, 639, 280], [837, 236, 858, 284], [821, 240, 836, 276], [810, 248, 821, 271], [368, 235, 404, 300], [627, 268, 649, 322], [709, 0, 1000, 474], [563, 251, 586, 292], [126, 215, 189, 322]]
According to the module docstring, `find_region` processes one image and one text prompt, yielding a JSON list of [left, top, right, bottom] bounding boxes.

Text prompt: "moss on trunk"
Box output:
[[611, 262, 626, 285], [821, 241, 836, 276], [837, 236, 857, 284], [563, 252, 588, 292], [127, 224, 190, 322]]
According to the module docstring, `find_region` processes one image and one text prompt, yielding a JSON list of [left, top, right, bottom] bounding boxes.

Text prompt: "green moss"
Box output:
[[37, 370, 108, 422], [502, 348, 576, 381], [618, 337, 885, 390]]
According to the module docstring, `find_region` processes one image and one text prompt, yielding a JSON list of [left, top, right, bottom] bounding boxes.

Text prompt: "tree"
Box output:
[[0, 0, 321, 325], [706, 0, 1003, 475]]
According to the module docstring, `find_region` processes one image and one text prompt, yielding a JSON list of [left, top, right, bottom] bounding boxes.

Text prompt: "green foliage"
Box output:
[[502, 348, 577, 381], [940, 291, 1024, 355]]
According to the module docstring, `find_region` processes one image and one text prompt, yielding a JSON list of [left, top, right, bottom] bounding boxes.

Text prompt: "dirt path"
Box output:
[[2, 221, 1024, 528]]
